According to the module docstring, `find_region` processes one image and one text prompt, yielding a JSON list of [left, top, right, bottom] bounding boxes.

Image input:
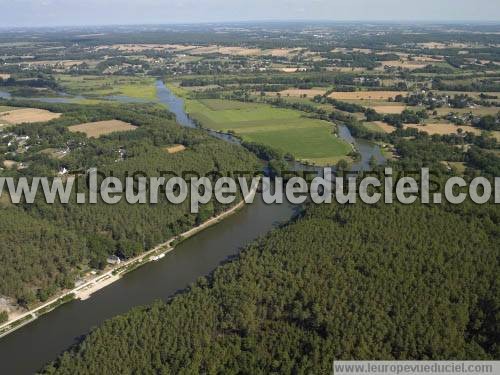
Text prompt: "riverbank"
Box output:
[[0, 186, 255, 339]]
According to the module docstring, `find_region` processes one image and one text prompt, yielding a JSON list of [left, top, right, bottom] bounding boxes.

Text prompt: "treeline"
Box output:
[[0, 75, 59, 91], [180, 72, 359, 89], [366, 108, 429, 127], [433, 78, 500, 93]]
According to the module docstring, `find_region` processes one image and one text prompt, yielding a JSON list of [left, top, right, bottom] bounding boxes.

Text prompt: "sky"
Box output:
[[0, 0, 499, 27]]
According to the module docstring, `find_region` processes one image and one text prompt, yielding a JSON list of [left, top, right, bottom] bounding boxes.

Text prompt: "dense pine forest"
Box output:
[[0, 100, 259, 306], [0, 21, 499, 373], [42, 194, 499, 374]]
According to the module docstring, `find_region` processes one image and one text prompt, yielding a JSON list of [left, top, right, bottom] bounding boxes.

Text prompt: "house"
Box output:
[[106, 255, 121, 265], [58, 167, 69, 175]]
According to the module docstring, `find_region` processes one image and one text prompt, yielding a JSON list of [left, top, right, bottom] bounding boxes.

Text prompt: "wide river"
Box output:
[[0, 81, 382, 373]]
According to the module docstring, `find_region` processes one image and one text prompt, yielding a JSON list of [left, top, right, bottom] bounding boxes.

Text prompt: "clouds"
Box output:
[[0, 0, 498, 27]]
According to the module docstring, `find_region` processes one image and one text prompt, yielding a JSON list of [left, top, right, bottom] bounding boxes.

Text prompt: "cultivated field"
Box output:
[[328, 91, 405, 101], [0, 108, 61, 124], [185, 99, 352, 165], [327, 67, 368, 73], [434, 106, 500, 117], [68, 120, 137, 138], [101, 44, 197, 52], [188, 46, 301, 57], [404, 123, 481, 135], [164, 144, 186, 154], [375, 60, 428, 70], [364, 121, 482, 135], [370, 105, 408, 114], [266, 48, 303, 57], [190, 46, 262, 56]]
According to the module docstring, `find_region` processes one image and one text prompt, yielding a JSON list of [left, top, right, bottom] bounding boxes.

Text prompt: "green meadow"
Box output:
[[185, 98, 352, 165], [56, 75, 158, 100]]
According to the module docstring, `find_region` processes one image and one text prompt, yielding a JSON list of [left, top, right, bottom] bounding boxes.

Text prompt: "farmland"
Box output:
[[363, 121, 396, 134], [56, 75, 157, 100], [0, 20, 499, 374], [363, 121, 483, 136], [328, 91, 405, 100], [185, 99, 352, 164], [277, 89, 327, 97], [0, 108, 61, 124], [68, 120, 137, 138], [369, 105, 407, 114], [403, 123, 481, 135]]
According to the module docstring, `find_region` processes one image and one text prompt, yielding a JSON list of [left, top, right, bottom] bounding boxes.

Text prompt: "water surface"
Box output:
[[0, 196, 298, 374]]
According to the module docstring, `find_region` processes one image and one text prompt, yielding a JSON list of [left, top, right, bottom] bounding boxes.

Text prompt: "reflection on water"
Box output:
[[155, 80, 385, 169], [0, 195, 298, 374], [3, 81, 385, 173], [0, 79, 386, 374], [155, 80, 197, 128], [337, 124, 385, 171], [155, 80, 240, 144]]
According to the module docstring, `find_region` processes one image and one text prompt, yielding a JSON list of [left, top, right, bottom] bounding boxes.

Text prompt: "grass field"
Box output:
[[56, 75, 157, 101], [0, 108, 61, 124], [68, 120, 137, 138], [185, 99, 352, 165], [363, 121, 396, 134]]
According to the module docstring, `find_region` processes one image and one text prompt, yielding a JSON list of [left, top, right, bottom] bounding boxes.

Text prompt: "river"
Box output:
[[0, 81, 383, 374], [0, 196, 298, 374], [153, 80, 384, 170]]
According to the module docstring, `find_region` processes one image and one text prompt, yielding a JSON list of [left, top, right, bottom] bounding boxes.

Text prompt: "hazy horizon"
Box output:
[[1, 0, 499, 28]]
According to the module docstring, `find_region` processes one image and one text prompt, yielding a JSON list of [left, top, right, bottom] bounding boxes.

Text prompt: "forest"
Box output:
[[0, 100, 259, 306], [43, 190, 499, 374], [0, 21, 499, 373]]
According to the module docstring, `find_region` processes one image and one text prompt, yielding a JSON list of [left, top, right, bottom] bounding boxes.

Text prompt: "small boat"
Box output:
[[149, 254, 165, 262]]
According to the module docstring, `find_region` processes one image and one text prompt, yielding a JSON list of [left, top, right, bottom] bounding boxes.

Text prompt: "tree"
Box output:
[[336, 159, 349, 172], [0, 310, 8, 324]]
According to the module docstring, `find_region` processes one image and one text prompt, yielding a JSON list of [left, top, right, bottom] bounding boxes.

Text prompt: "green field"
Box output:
[[185, 98, 352, 165], [0, 106, 14, 113], [56, 75, 157, 100]]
